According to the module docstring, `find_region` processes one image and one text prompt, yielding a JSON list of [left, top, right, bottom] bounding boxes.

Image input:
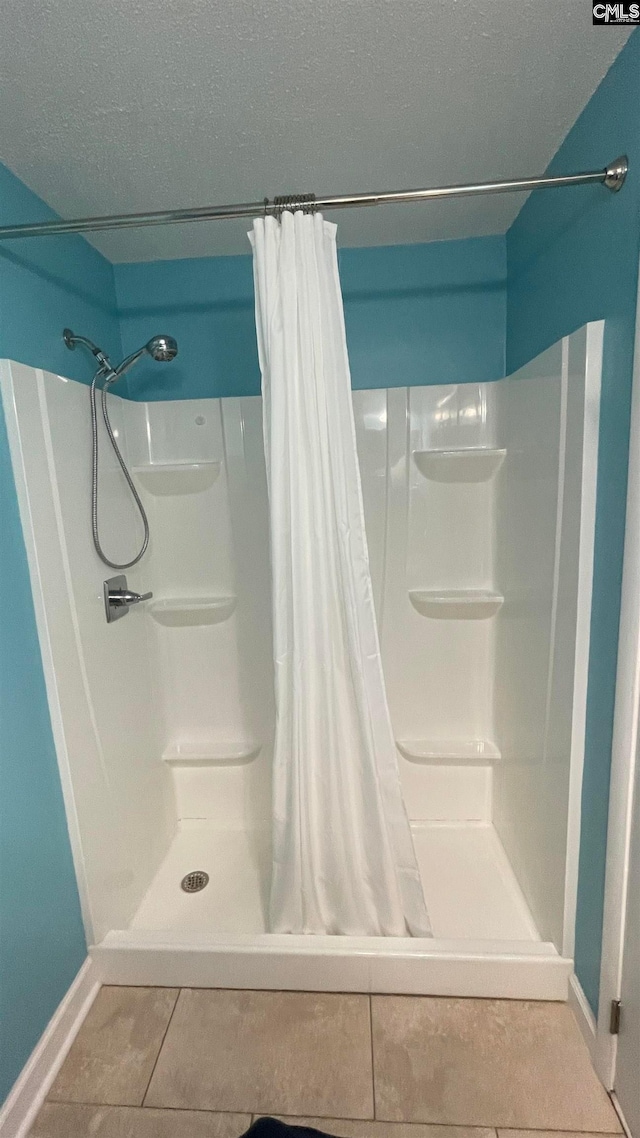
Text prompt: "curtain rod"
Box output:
[[0, 155, 628, 241]]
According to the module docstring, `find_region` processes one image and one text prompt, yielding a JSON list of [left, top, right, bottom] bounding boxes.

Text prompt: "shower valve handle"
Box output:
[[111, 589, 153, 606], [104, 575, 153, 623]]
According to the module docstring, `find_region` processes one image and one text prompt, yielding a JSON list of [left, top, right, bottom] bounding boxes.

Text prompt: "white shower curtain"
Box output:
[[250, 211, 430, 937]]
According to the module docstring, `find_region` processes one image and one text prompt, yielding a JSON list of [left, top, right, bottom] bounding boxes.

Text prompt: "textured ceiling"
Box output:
[[0, 1, 631, 262]]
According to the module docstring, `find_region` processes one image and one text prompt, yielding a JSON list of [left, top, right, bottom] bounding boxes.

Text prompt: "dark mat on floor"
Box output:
[[242, 1120, 346, 1138]]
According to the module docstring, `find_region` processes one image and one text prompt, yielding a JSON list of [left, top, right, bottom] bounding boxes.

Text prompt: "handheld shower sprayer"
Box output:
[[63, 327, 178, 570], [145, 335, 179, 362]]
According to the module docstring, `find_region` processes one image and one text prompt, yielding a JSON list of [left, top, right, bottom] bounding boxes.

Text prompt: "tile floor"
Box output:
[[32, 987, 623, 1138]]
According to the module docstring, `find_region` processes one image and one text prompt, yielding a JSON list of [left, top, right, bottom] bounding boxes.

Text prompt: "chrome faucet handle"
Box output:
[[103, 575, 153, 623], [114, 589, 153, 605]]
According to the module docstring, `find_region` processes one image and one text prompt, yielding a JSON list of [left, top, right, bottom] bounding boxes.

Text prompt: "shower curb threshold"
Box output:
[[91, 931, 571, 1000]]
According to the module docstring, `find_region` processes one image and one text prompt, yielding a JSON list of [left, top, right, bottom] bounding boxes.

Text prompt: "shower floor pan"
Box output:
[[91, 821, 571, 999]]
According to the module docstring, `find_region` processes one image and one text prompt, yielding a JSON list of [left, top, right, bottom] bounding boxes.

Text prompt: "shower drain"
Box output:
[[180, 870, 209, 893]]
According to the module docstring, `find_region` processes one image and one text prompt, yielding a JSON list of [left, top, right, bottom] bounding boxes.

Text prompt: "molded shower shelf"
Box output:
[[148, 596, 237, 627], [413, 448, 506, 483], [133, 461, 221, 496], [409, 589, 504, 619], [162, 741, 262, 766], [396, 738, 502, 765]]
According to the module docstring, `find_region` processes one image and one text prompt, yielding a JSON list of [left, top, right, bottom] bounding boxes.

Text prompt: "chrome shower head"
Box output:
[[112, 334, 179, 378], [146, 335, 178, 362]]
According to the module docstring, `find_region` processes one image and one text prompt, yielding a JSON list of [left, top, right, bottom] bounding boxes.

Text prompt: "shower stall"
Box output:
[[0, 319, 602, 997]]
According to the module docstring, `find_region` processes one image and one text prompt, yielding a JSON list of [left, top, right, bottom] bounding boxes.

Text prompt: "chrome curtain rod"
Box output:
[[0, 155, 628, 241]]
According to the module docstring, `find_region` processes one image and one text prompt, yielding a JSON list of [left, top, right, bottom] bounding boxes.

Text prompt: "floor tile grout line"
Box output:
[[39, 1101, 625, 1132], [46, 1100, 256, 1117], [140, 987, 182, 1108]]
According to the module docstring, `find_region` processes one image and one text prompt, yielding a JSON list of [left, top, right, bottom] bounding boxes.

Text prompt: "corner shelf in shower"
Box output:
[[413, 447, 506, 483], [148, 595, 237, 627], [409, 589, 504, 619], [162, 740, 262, 766], [396, 738, 501, 765], [132, 461, 221, 496]]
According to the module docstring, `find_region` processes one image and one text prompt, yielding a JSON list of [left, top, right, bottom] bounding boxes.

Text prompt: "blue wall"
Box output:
[[114, 235, 506, 400], [0, 164, 122, 381], [0, 165, 121, 1102], [0, 400, 87, 1102], [507, 30, 640, 1013]]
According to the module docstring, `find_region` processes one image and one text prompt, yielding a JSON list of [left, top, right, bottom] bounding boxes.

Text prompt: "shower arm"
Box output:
[[62, 329, 113, 373], [0, 156, 628, 241]]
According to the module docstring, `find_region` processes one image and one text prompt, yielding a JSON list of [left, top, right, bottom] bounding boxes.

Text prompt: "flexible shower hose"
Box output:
[[90, 368, 150, 569]]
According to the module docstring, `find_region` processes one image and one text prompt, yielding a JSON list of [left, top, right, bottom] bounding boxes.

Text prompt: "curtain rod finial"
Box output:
[[604, 155, 628, 193]]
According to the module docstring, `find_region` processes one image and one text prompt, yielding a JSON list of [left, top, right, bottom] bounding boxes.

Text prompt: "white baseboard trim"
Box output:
[[0, 957, 101, 1138], [569, 971, 597, 1060], [611, 1092, 633, 1138]]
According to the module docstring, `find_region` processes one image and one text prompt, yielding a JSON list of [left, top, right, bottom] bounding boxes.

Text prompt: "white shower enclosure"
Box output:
[[0, 321, 603, 998]]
